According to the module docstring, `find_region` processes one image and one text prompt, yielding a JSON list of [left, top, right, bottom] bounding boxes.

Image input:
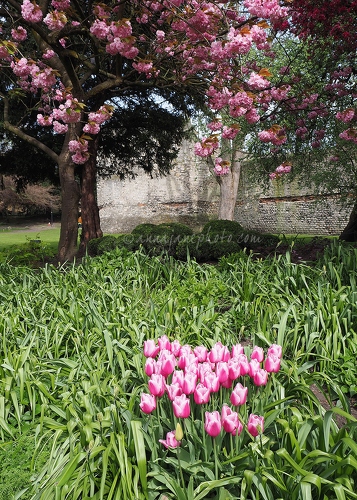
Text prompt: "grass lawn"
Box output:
[[0, 227, 60, 251]]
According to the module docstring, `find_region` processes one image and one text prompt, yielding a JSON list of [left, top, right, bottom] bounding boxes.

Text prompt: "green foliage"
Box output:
[[0, 430, 49, 500], [0, 237, 56, 266], [202, 219, 244, 235], [176, 234, 242, 261], [131, 222, 193, 256], [0, 242, 357, 498]]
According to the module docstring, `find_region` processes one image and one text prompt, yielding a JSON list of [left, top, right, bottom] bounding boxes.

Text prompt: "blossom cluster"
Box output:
[[269, 162, 292, 179], [214, 158, 230, 176], [140, 336, 282, 448]]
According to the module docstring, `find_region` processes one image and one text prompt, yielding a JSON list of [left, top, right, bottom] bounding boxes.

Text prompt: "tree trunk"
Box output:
[[339, 198, 357, 241], [57, 156, 80, 263], [217, 148, 242, 221], [78, 136, 103, 257]]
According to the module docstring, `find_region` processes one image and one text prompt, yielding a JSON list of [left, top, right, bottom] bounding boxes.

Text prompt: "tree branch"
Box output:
[[1, 94, 59, 164]]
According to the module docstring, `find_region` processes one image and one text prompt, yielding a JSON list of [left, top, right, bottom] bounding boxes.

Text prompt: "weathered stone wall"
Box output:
[[97, 140, 220, 233], [97, 140, 352, 235], [235, 170, 352, 235]]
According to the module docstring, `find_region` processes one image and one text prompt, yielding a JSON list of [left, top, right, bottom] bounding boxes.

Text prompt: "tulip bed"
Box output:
[[0, 242, 357, 499]]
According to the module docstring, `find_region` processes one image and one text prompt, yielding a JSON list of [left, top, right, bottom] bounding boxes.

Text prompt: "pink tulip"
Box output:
[[216, 361, 229, 383], [247, 414, 264, 437], [159, 430, 181, 449], [264, 354, 281, 373], [221, 377, 233, 389], [198, 362, 213, 380], [180, 344, 193, 356], [158, 350, 176, 377], [205, 411, 222, 437], [158, 335, 171, 351], [236, 354, 250, 376], [221, 405, 241, 435], [267, 344, 282, 359], [194, 345, 208, 362], [143, 339, 160, 358], [248, 358, 260, 378], [182, 372, 197, 395], [171, 339, 182, 357], [208, 341, 230, 363], [171, 370, 184, 388], [194, 382, 211, 404], [172, 394, 190, 418], [178, 352, 196, 370], [148, 373, 166, 397], [230, 382, 248, 406], [144, 357, 156, 376], [166, 383, 182, 401], [228, 358, 241, 380], [251, 346, 264, 363], [202, 371, 220, 393], [253, 368, 268, 386], [185, 362, 199, 376], [231, 343, 244, 358], [139, 393, 156, 414]]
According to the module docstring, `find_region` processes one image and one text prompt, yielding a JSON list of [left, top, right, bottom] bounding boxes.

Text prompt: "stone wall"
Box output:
[[97, 140, 352, 235], [97, 140, 220, 233]]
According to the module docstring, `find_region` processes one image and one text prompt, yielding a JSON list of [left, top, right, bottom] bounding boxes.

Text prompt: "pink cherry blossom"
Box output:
[[11, 27, 27, 42], [37, 114, 53, 126], [21, 0, 43, 23], [53, 121, 68, 134]]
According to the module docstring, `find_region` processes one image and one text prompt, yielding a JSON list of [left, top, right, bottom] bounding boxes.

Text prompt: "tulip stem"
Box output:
[[213, 437, 218, 480], [201, 407, 208, 462], [177, 446, 185, 491]]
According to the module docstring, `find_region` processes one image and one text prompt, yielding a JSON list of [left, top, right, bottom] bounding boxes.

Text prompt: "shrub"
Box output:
[[86, 237, 102, 256], [97, 235, 122, 255], [0, 238, 56, 266], [176, 234, 241, 261], [130, 222, 193, 256], [243, 231, 280, 250], [201, 219, 244, 236]]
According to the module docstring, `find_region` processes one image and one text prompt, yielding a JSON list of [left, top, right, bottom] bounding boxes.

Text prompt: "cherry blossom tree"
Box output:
[[0, 0, 290, 261]]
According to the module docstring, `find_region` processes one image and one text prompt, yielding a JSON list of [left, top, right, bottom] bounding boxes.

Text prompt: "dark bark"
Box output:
[[339, 198, 357, 242], [78, 136, 103, 257], [57, 159, 80, 262]]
